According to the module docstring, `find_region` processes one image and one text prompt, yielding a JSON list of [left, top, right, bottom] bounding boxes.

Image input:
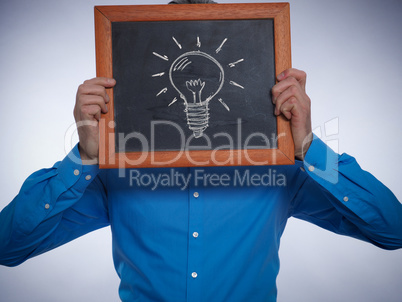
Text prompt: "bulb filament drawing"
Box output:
[[185, 79, 207, 138]]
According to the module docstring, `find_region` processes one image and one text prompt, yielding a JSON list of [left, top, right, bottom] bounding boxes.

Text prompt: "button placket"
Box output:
[[186, 169, 204, 301]]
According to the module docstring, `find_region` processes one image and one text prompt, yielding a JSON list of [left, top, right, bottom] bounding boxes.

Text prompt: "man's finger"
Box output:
[[272, 76, 300, 102], [278, 97, 298, 120], [79, 95, 108, 114], [80, 104, 103, 121], [78, 84, 110, 104], [273, 81, 304, 115], [277, 68, 306, 89], [83, 77, 116, 88]]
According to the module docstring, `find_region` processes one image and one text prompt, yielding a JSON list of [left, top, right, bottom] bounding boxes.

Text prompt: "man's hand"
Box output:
[[272, 68, 313, 160], [73, 77, 116, 164]]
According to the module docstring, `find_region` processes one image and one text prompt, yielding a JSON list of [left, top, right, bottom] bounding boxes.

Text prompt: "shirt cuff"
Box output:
[[56, 144, 100, 192], [302, 134, 340, 184]]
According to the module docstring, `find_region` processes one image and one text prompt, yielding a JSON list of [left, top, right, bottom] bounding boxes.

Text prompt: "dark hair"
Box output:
[[169, 0, 217, 4]]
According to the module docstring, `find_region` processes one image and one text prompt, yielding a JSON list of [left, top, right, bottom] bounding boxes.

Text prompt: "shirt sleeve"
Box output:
[[0, 145, 110, 267], [288, 135, 402, 250]]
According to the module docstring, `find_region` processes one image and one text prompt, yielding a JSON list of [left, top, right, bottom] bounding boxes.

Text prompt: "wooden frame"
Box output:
[[95, 3, 293, 168]]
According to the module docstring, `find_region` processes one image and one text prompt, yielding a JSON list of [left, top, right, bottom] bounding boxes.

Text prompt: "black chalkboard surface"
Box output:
[[112, 19, 277, 153], [95, 3, 293, 168]]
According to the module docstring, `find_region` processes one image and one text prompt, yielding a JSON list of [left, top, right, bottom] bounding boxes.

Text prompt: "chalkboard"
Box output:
[[112, 19, 276, 153], [95, 3, 294, 168]]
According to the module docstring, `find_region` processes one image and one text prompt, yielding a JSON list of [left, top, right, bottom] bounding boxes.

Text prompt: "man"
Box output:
[[1, 0, 401, 301]]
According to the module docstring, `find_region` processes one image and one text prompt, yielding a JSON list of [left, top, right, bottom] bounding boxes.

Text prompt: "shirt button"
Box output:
[[193, 232, 199, 238], [308, 166, 315, 172], [44, 203, 50, 209], [85, 175, 92, 181], [343, 196, 349, 202], [300, 167, 305, 172], [193, 192, 199, 198], [74, 169, 80, 176], [191, 272, 198, 279]]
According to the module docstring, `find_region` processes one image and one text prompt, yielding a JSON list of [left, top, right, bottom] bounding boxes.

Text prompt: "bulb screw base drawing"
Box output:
[[185, 102, 210, 138]]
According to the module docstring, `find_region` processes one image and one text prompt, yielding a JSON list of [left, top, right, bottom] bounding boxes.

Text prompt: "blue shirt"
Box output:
[[1, 136, 401, 301]]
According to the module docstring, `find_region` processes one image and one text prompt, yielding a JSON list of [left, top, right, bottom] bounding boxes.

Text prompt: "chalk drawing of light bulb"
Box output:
[[169, 51, 225, 138]]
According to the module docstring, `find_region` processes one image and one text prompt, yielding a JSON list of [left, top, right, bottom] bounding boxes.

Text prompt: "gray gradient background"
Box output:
[[0, 0, 401, 301]]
